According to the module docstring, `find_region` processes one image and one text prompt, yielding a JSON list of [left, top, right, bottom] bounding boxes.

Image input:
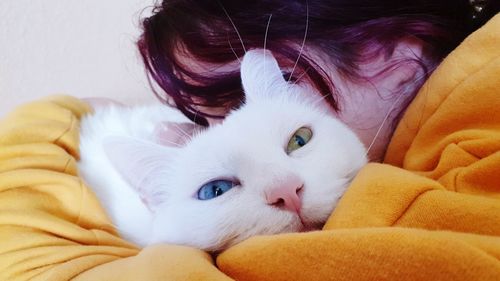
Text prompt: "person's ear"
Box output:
[[372, 37, 425, 92]]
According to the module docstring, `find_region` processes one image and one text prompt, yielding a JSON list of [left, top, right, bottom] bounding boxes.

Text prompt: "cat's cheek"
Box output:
[[146, 201, 221, 250], [298, 175, 350, 224]]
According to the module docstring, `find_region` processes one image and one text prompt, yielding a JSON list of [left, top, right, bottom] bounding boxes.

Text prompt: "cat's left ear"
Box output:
[[102, 136, 176, 209]]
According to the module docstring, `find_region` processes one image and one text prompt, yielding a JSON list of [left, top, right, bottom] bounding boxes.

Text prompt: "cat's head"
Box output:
[[106, 50, 367, 251]]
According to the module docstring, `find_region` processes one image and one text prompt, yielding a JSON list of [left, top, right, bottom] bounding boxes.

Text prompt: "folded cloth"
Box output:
[[0, 96, 232, 280]]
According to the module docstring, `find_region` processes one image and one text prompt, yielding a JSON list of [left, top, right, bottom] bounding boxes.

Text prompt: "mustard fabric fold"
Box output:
[[1, 14, 499, 281], [0, 97, 231, 280]]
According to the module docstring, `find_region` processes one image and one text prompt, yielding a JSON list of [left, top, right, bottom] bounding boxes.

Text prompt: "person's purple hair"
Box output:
[[138, 0, 483, 126]]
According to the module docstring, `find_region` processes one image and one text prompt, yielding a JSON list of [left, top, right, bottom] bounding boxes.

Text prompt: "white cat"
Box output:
[[78, 49, 367, 252]]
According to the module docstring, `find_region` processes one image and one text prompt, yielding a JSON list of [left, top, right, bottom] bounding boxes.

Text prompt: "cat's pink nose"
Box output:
[[265, 175, 303, 214]]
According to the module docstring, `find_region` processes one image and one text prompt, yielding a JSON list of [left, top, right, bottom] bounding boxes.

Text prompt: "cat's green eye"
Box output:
[[286, 127, 313, 154]]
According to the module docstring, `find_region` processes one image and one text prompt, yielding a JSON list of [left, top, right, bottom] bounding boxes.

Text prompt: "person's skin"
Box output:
[[177, 38, 425, 162], [314, 38, 425, 161]]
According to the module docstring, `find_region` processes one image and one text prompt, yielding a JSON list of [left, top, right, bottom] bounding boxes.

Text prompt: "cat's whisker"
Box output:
[[291, 67, 310, 86], [263, 14, 273, 52], [171, 123, 192, 140], [193, 110, 203, 137], [191, 107, 200, 127], [365, 73, 429, 157], [288, 0, 309, 83], [364, 98, 402, 158], [227, 36, 241, 63], [160, 138, 183, 148], [218, 1, 247, 53], [171, 130, 190, 142], [311, 92, 331, 107], [263, 13, 273, 95]]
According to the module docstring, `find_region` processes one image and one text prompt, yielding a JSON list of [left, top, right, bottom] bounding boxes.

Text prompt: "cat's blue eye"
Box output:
[[197, 180, 235, 200]]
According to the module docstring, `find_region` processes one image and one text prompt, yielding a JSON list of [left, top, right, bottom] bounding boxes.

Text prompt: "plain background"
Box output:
[[0, 0, 158, 118]]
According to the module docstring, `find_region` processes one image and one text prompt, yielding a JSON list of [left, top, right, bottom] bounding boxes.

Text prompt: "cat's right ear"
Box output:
[[154, 121, 204, 147], [102, 136, 176, 209], [240, 49, 289, 102]]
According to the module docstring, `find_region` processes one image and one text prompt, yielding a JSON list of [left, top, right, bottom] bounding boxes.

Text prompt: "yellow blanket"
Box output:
[[1, 15, 499, 281]]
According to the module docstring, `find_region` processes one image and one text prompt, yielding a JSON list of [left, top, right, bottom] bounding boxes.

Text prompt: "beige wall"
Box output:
[[0, 0, 157, 118]]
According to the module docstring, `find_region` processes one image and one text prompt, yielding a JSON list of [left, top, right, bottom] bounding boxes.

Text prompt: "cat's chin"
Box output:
[[296, 212, 325, 233], [207, 219, 324, 254], [297, 220, 324, 233], [298, 224, 320, 233]]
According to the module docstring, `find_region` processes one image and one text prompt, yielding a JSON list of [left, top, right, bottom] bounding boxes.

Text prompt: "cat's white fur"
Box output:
[[78, 49, 367, 251]]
